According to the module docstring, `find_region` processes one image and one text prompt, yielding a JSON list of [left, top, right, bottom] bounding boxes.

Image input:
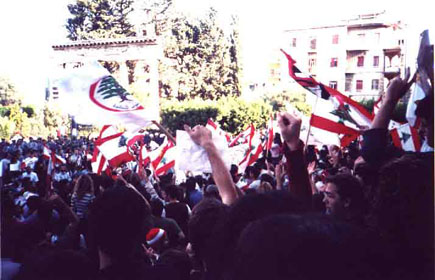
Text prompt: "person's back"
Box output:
[[165, 201, 189, 236], [164, 185, 190, 236], [150, 197, 185, 248]]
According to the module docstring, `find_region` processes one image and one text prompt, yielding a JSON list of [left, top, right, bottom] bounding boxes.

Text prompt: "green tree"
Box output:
[[43, 103, 70, 136], [265, 89, 311, 116], [66, 0, 135, 40], [158, 6, 242, 100], [0, 76, 23, 106]]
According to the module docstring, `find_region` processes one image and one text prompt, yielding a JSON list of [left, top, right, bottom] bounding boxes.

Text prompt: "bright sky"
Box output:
[[0, 0, 433, 107]]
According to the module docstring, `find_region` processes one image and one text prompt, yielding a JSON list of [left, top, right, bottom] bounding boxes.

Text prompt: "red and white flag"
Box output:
[[229, 124, 255, 147], [406, 84, 426, 128], [52, 61, 157, 131], [94, 125, 135, 168], [143, 138, 176, 176], [46, 147, 66, 174], [281, 49, 373, 146], [238, 125, 263, 173], [206, 119, 231, 144], [91, 146, 108, 175], [390, 123, 421, 152]]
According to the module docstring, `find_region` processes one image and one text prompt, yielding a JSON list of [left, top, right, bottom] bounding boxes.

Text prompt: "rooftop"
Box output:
[[52, 37, 157, 50]]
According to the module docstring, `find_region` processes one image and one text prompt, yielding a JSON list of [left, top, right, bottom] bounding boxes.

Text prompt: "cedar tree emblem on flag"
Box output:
[[90, 76, 144, 112]]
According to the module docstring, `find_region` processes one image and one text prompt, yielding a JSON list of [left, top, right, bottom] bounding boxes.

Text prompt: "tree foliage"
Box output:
[[66, 0, 135, 40], [0, 76, 23, 106], [158, 6, 242, 100], [160, 97, 272, 135], [265, 89, 312, 116]]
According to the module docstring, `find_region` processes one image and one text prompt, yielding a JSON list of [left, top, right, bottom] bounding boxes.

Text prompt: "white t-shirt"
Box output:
[[21, 171, 39, 183]]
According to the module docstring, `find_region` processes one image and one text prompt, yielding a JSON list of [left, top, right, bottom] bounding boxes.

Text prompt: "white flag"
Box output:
[[52, 61, 157, 131]]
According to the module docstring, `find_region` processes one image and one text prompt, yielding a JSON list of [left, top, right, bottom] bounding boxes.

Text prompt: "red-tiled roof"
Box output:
[[52, 37, 157, 49]]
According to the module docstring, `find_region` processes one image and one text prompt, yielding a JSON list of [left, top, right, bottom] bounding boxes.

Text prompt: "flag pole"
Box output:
[[305, 94, 319, 146]]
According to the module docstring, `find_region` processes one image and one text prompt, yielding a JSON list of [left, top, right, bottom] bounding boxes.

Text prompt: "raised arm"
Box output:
[[362, 73, 413, 165], [184, 125, 238, 205], [278, 112, 312, 203], [371, 71, 413, 129]]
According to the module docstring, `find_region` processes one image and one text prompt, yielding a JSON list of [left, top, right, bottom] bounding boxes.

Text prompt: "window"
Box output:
[[332, 34, 339, 44], [310, 37, 317, 50], [356, 80, 363, 91], [371, 79, 379, 90], [330, 58, 338, 67], [373, 56, 379, 67], [329, 81, 337, 89], [357, 56, 364, 67], [292, 38, 297, 47]]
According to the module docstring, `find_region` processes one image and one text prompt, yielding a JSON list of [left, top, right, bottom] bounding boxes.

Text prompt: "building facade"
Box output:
[[282, 12, 406, 100]]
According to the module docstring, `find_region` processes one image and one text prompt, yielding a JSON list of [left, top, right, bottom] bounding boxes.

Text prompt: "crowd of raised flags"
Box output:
[[38, 30, 432, 178]]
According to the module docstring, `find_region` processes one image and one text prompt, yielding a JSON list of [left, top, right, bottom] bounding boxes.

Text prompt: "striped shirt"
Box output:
[[71, 193, 95, 219]]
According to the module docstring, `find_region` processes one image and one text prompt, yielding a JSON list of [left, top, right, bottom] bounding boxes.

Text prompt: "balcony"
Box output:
[[383, 66, 401, 80]]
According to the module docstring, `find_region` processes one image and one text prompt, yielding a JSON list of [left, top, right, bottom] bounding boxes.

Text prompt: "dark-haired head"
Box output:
[[231, 214, 381, 280], [88, 185, 151, 262], [206, 191, 309, 278], [323, 173, 366, 223]]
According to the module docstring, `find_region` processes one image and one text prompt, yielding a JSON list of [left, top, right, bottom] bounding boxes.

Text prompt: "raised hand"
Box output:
[[385, 68, 414, 104], [184, 125, 213, 147], [307, 161, 316, 175], [278, 111, 302, 151]]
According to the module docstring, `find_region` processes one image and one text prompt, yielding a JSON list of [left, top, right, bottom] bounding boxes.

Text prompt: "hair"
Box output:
[[185, 177, 197, 192], [203, 185, 221, 201], [257, 181, 273, 193], [156, 249, 192, 280], [206, 191, 309, 278], [415, 92, 434, 122], [188, 198, 228, 261], [230, 214, 382, 280], [88, 186, 151, 261], [15, 247, 96, 280], [373, 153, 434, 278], [260, 173, 275, 188], [325, 173, 366, 220], [164, 185, 180, 200], [150, 198, 164, 217], [73, 175, 94, 200]]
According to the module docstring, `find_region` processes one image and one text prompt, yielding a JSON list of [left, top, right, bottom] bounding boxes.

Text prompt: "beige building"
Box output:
[[282, 11, 406, 100]]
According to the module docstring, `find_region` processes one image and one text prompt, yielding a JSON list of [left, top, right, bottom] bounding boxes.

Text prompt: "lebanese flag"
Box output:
[[306, 95, 361, 147], [406, 84, 426, 128], [229, 124, 255, 147], [47, 150, 66, 175], [43, 145, 52, 160], [95, 126, 135, 168], [390, 123, 421, 152], [238, 125, 263, 173], [91, 146, 108, 175], [150, 139, 175, 170], [52, 61, 157, 131], [281, 49, 373, 129], [206, 119, 231, 143], [150, 139, 175, 176]]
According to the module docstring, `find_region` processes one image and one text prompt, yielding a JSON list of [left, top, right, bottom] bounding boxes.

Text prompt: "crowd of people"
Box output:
[[1, 76, 434, 280]]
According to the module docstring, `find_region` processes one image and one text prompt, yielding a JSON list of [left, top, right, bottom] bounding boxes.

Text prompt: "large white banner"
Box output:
[[51, 61, 157, 131]]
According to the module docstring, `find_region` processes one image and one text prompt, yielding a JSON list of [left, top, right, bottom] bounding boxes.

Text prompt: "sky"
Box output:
[[0, 0, 433, 107]]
